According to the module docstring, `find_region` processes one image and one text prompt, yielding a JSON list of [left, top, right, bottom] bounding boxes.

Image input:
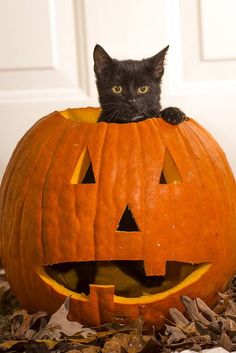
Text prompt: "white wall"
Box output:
[[1, 0, 236, 179]]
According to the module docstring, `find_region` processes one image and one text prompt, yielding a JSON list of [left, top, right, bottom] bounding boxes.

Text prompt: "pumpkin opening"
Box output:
[[70, 148, 96, 184], [44, 260, 207, 298], [160, 149, 183, 184], [116, 205, 140, 232]]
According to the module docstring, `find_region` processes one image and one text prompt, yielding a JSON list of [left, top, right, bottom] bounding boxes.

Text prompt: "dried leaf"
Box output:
[[9, 309, 47, 339], [138, 338, 160, 353], [219, 331, 232, 352], [0, 339, 59, 350], [181, 296, 211, 325], [0, 339, 24, 350], [196, 297, 218, 320], [222, 318, 236, 336], [165, 324, 186, 344], [189, 343, 202, 351], [194, 321, 219, 340], [128, 317, 145, 353], [82, 348, 101, 353], [36, 297, 96, 340], [181, 322, 198, 336], [9, 309, 31, 338], [224, 299, 236, 320], [102, 333, 129, 353], [169, 308, 189, 328]]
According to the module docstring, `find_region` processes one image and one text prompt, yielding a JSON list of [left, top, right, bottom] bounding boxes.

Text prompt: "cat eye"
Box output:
[[112, 85, 123, 94], [137, 86, 150, 94]]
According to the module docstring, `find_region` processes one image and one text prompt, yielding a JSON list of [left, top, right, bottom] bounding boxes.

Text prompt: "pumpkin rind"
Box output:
[[0, 107, 236, 327]]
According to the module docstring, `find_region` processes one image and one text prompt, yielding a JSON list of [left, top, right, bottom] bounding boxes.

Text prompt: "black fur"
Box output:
[[94, 44, 186, 124]]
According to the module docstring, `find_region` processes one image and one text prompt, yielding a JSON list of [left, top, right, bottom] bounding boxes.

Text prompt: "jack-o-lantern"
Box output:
[[0, 107, 236, 328]]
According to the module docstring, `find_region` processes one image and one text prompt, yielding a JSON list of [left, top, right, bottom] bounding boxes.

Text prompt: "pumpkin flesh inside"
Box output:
[[43, 261, 210, 300]]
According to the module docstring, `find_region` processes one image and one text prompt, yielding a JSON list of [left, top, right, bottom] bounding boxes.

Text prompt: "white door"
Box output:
[[1, 0, 236, 179]]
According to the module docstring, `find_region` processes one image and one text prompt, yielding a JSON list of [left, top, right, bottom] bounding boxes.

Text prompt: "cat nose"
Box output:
[[128, 98, 136, 105]]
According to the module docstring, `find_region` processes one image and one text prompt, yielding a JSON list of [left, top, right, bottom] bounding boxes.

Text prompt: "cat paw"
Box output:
[[160, 107, 188, 125]]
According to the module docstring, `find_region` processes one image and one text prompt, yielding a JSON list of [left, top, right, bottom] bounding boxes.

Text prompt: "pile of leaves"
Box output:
[[0, 269, 236, 353]]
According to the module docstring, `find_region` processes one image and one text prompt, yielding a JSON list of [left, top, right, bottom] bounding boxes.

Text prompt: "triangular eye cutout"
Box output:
[[116, 205, 140, 232], [82, 163, 95, 184], [159, 149, 183, 184], [70, 148, 96, 184]]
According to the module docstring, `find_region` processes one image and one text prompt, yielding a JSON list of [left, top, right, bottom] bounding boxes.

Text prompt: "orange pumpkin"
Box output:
[[0, 107, 236, 328]]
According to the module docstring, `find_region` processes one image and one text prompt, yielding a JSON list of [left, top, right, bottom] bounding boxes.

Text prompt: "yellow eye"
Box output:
[[137, 86, 149, 94], [112, 85, 123, 94]]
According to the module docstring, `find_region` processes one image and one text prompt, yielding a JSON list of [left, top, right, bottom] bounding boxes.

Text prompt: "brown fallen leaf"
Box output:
[[102, 333, 129, 353], [224, 299, 236, 320], [9, 309, 47, 339], [127, 317, 145, 353], [36, 297, 96, 340], [196, 297, 218, 320], [165, 324, 186, 344], [81, 348, 101, 353], [218, 330, 232, 352], [181, 296, 211, 325], [169, 307, 189, 328], [0, 338, 66, 351], [138, 338, 160, 353], [67, 347, 101, 353]]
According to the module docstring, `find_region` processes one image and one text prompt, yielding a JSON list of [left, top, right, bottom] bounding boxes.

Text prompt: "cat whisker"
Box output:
[[101, 108, 119, 123], [108, 110, 120, 123]]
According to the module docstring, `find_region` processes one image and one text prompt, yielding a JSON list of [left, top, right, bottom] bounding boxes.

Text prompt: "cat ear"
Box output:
[[150, 45, 169, 79], [93, 44, 113, 76]]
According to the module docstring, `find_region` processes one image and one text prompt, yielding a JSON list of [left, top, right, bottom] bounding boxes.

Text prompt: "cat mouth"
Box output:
[[41, 260, 211, 298]]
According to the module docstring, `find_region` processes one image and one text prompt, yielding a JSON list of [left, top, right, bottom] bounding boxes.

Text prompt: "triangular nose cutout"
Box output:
[[116, 205, 140, 232], [70, 148, 95, 184], [159, 149, 183, 184]]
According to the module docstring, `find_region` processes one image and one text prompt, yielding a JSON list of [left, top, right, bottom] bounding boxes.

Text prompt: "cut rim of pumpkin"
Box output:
[[59, 107, 157, 124], [59, 107, 101, 123], [37, 261, 211, 304]]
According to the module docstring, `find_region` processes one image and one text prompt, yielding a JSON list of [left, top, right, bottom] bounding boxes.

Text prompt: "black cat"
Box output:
[[94, 44, 186, 125]]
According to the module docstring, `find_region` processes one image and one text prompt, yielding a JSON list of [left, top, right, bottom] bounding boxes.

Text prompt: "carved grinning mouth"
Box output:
[[43, 260, 211, 298]]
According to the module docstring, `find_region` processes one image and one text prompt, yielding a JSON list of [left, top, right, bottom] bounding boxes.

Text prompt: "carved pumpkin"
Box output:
[[0, 107, 236, 328]]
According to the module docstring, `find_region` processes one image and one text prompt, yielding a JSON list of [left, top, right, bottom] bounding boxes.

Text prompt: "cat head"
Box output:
[[93, 44, 169, 122]]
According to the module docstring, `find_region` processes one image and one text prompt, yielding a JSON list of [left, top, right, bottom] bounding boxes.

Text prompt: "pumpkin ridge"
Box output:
[[183, 122, 223, 196], [136, 119, 166, 273], [41, 123, 76, 263], [70, 121, 99, 258], [134, 122, 146, 233], [188, 122, 234, 191], [177, 122, 203, 185], [178, 123, 230, 261], [0, 115, 63, 255], [92, 123, 109, 260], [186, 121, 236, 208], [185, 124, 234, 261], [4, 116, 69, 307], [0, 115, 67, 254], [20, 120, 71, 306]]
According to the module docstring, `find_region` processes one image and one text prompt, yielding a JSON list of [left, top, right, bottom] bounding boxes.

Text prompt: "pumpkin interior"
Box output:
[[44, 261, 210, 299], [60, 107, 101, 123]]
